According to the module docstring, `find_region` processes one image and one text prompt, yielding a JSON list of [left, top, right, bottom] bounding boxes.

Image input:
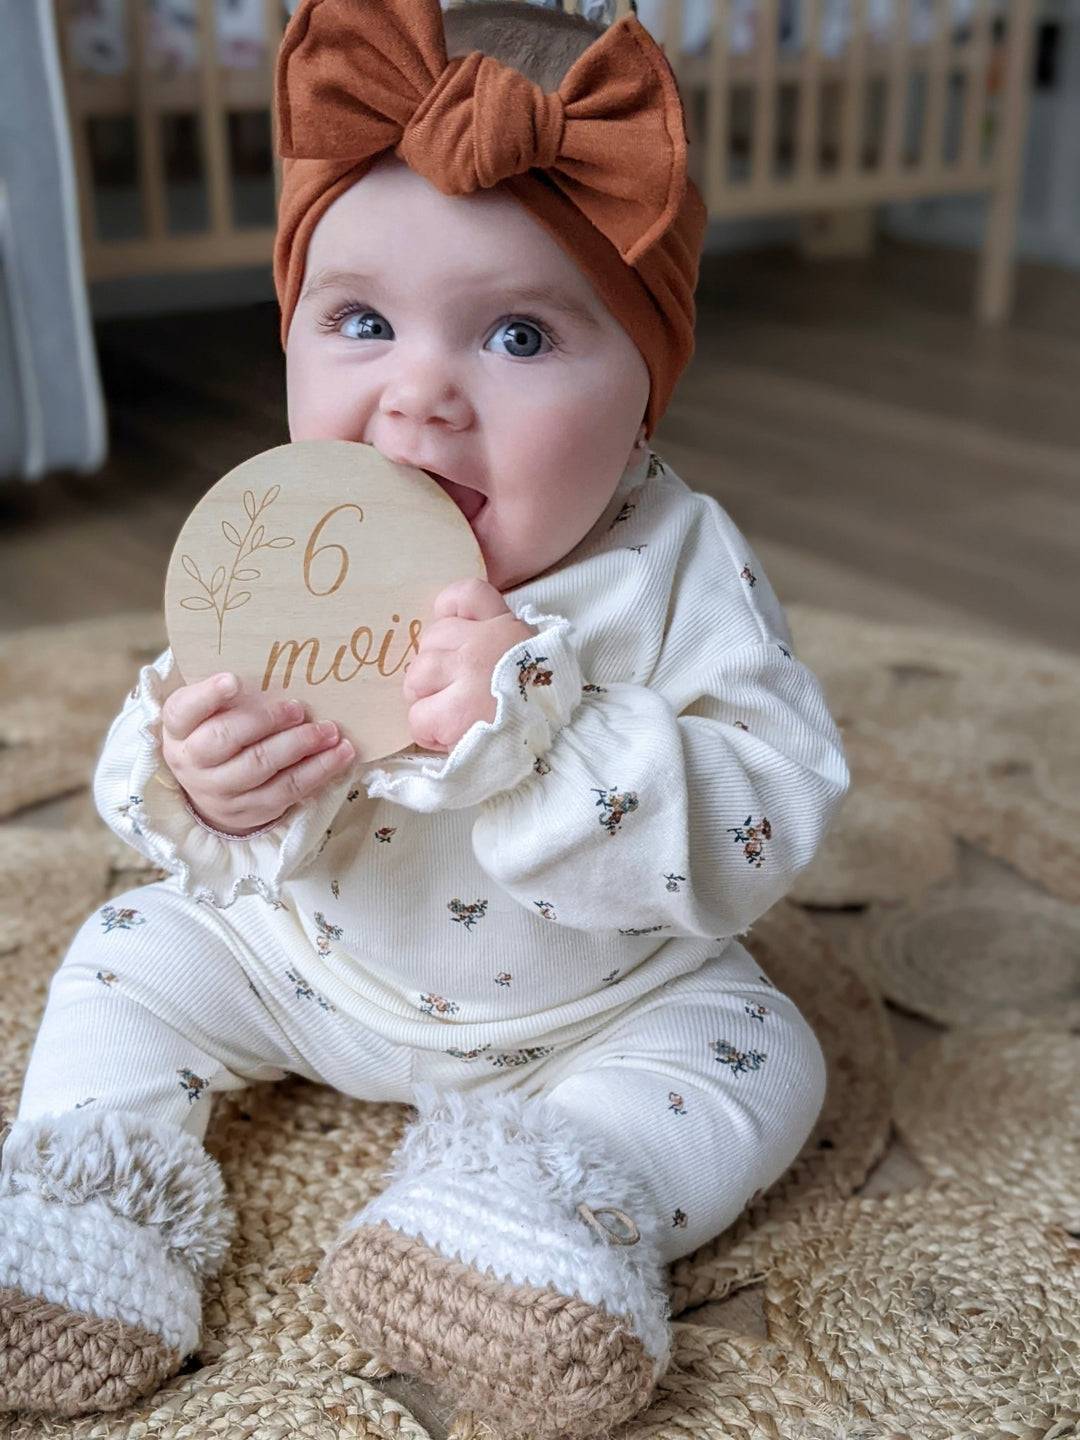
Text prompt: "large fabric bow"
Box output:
[[276, 0, 688, 266]]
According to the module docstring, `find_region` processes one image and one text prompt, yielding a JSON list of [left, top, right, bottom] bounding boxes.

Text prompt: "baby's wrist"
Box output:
[[182, 792, 287, 841]]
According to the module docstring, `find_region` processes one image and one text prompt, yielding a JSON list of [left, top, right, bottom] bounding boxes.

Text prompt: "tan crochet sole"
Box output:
[[0, 1287, 180, 1416], [323, 1222, 660, 1440]]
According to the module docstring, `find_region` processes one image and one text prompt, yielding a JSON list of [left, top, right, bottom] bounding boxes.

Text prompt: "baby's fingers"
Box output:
[[162, 673, 239, 742], [234, 734, 356, 816]]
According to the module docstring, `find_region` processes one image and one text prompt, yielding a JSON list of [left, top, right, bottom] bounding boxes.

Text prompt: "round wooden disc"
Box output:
[[165, 441, 486, 762]]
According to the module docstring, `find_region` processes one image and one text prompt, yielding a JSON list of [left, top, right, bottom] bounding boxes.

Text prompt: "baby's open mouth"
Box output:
[[423, 470, 486, 524]]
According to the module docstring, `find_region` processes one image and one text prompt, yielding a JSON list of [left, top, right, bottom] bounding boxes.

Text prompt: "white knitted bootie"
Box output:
[[0, 1110, 232, 1415], [321, 1085, 671, 1440]]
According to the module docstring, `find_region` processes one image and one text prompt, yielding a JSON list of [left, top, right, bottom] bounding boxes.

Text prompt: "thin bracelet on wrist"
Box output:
[[182, 794, 287, 841]]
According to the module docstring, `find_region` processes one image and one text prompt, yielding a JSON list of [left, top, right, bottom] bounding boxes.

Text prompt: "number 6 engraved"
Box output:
[[303, 504, 365, 597]]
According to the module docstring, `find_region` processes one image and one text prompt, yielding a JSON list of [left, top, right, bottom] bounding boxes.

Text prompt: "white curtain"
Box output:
[[0, 0, 105, 481]]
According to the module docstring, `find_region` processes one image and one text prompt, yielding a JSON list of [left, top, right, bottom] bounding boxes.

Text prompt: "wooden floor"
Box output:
[[2, 238, 1078, 653]]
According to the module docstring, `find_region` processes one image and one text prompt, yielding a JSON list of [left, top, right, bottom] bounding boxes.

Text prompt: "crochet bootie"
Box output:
[[0, 1110, 232, 1415], [321, 1086, 671, 1440]]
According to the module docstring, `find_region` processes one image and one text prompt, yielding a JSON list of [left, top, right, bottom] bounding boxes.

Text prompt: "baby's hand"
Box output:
[[404, 579, 535, 753], [161, 673, 355, 836]]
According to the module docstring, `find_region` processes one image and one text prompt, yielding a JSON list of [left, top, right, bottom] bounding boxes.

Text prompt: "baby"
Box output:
[[0, 2, 848, 1435]]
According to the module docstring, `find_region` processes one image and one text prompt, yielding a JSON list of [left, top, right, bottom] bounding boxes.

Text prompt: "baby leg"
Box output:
[[320, 943, 824, 1438], [0, 882, 295, 1416], [541, 941, 828, 1262]]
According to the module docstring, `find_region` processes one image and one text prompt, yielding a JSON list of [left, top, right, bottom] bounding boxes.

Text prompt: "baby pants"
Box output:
[[17, 880, 826, 1263]]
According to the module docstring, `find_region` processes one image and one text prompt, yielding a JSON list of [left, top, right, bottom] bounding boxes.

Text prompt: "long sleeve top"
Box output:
[[93, 455, 849, 1035]]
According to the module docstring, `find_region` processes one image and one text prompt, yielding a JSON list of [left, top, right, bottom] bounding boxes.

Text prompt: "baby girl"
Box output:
[[0, 2, 848, 1435]]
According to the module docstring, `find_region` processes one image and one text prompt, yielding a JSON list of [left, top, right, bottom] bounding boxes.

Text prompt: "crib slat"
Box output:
[[796, 0, 823, 183], [881, 0, 910, 176], [958, 0, 992, 175], [752, 0, 779, 187], [841, 0, 869, 175], [130, 0, 169, 242], [195, 0, 232, 239], [266, 0, 286, 205], [705, 0, 731, 207], [922, 0, 952, 177]]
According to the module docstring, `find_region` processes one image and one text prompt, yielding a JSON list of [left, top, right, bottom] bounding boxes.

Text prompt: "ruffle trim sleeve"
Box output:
[[361, 605, 584, 814], [93, 649, 358, 909]]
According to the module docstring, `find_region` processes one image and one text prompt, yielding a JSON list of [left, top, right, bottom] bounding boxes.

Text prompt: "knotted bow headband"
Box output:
[[273, 0, 707, 436]]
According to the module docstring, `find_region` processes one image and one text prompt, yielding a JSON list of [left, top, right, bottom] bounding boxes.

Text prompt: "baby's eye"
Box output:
[[337, 308, 394, 341], [487, 318, 550, 359]]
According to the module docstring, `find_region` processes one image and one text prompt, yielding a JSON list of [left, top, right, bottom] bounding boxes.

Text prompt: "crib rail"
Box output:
[[55, 0, 287, 282], [623, 0, 1035, 318], [55, 0, 1035, 322]]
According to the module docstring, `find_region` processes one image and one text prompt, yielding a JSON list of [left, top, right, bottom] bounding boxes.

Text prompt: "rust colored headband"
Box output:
[[273, 0, 706, 436]]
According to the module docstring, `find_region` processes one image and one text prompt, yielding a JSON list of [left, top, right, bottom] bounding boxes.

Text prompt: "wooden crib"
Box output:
[[54, 0, 1036, 322]]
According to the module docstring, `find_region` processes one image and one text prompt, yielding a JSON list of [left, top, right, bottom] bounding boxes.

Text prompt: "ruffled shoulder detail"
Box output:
[[94, 650, 359, 908]]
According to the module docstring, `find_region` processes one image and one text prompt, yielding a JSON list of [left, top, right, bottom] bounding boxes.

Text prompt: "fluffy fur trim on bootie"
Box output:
[[0, 1108, 233, 1276], [0, 1110, 230, 1414], [322, 1085, 671, 1440]]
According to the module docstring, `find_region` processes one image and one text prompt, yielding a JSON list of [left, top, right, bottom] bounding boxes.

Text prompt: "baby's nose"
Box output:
[[377, 354, 473, 430]]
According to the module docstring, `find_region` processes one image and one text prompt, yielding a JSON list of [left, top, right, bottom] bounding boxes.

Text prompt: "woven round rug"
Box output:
[[893, 1025, 1080, 1232], [2, 606, 1077, 1438], [787, 605, 1080, 906], [668, 900, 896, 1315], [763, 1187, 1080, 1436], [0, 613, 167, 822]]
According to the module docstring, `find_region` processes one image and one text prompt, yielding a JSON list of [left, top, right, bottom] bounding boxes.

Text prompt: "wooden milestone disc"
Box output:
[[165, 440, 487, 762]]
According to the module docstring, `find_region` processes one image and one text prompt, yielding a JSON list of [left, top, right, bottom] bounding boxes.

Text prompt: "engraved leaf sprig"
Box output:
[[180, 486, 295, 653]]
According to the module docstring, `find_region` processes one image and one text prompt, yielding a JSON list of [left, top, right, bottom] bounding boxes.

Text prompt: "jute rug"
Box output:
[[0, 607, 1077, 1439]]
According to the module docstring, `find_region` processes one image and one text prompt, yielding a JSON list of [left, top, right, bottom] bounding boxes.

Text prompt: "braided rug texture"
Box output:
[[0, 608, 1077, 1438]]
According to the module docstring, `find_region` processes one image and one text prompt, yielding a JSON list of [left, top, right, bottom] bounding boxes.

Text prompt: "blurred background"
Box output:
[[0, 0, 1076, 655]]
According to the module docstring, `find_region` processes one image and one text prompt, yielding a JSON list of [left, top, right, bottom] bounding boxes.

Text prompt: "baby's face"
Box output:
[[286, 157, 650, 591]]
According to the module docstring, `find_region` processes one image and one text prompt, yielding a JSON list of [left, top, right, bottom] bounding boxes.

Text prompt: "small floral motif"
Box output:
[[727, 815, 772, 868], [494, 972, 512, 987], [419, 993, 460, 1017], [744, 1001, 769, 1023], [626, 544, 648, 554], [533, 900, 557, 922], [375, 827, 397, 843], [663, 873, 686, 892], [178, 1068, 209, 1103], [740, 564, 757, 588], [668, 1092, 687, 1115], [118, 795, 143, 836], [517, 650, 553, 699], [582, 683, 607, 694], [287, 967, 336, 1011], [602, 968, 622, 985], [315, 827, 333, 858], [711, 1040, 767, 1075], [74, 1097, 96, 1109], [593, 787, 638, 836], [313, 911, 343, 955], [446, 1046, 490, 1062], [672, 1207, 688, 1229], [347, 788, 361, 803], [619, 924, 668, 936], [488, 1046, 555, 1070], [733, 720, 749, 732], [101, 904, 146, 933], [448, 898, 488, 931], [647, 454, 664, 479], [96, 971, 118, 987], [331, 880, 340, 899], [609, 501, 636, 529], [777, 644, 792, 659], [533, 755, 552, 776]]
